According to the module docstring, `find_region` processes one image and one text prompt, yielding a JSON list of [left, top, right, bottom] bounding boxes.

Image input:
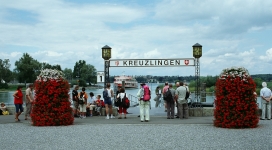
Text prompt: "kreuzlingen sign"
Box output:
[[109, 58, 195, 67]]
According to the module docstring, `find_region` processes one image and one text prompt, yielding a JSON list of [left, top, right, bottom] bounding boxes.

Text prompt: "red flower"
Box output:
[[31, 76, 74, 126], [214, 68, 259, 128]]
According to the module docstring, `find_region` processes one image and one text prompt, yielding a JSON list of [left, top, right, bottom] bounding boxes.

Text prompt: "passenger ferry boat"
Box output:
[[114, 75, 138, 88]]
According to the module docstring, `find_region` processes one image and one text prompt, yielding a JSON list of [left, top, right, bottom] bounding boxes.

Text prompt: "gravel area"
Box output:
[[0, 120, 271, 150]]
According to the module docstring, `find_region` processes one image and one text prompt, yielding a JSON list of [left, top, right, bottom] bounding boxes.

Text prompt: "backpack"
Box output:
[[163, 88, 173, 102], [114, 94, 122, 107], [78, 92, 85, 104], [122, 93, 130, 108], [143, 85, 151, 101], [185, 87, 190, 100], [103, 89, 109, 100]]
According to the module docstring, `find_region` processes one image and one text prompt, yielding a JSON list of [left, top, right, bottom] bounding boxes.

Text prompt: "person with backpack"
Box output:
[[137, 83, 151, 122], [116, 87, 128, 119], [103, 83, 115, 119], [78, 87, 88, 118], [165, 84, 176, 119]]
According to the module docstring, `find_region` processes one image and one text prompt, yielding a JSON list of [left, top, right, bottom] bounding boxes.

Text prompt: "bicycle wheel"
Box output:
[[159, 98, 163, 108]]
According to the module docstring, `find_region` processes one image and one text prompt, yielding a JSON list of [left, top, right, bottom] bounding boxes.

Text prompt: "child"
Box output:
[[95, 95, 102, 116], [0, 102, 9, 115]]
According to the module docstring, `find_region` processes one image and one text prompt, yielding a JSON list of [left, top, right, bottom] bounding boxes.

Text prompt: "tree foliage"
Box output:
[[73, 60, 97, 86], [0, 59, 13, 83], [14, 53, 40, 84], [63, 68, 73, 81], [41, 62, 62, 71]]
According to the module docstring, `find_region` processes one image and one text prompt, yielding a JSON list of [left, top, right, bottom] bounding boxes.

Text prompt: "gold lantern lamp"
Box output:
[[192, 43, 202, 58], [102, 45, 112, 60]]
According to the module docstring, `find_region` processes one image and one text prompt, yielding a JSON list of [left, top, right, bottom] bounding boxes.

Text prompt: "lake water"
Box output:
[[0, 83, 262, 108]]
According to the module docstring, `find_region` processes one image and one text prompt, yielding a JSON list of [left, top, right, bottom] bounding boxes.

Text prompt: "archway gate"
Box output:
[[103, 57, 201, 103]]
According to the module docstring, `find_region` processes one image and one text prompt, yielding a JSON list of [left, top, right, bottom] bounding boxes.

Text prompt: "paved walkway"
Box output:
[[1, 106, 271, 150], [0, 106, 214, 125]]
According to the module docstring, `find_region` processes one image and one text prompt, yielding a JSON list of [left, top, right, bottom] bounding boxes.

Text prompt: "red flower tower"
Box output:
[[31, 69, 74, 126], [214, 67, 259, 128]]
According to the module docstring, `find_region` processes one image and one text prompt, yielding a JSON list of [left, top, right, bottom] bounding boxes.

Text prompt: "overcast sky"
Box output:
[[0, 0, 271, 77]]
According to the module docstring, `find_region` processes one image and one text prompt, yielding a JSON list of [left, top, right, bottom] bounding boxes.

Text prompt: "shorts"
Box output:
[[89, 104, 96, 110], [73, 101, 79, 109], [79, 104, 86, 112], [15, 104, 24, 113], [104, 97, 112, 105]]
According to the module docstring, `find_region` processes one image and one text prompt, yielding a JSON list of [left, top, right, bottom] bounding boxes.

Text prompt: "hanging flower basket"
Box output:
[[31, 69, 74, 126], [214, 67, 259, 128]]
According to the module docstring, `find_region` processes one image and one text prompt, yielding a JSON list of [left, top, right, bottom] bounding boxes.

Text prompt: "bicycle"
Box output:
[[156, 95, 164, 108]]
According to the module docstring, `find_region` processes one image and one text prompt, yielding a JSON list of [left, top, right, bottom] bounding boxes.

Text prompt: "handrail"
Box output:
[[127, 94, 139, 107]]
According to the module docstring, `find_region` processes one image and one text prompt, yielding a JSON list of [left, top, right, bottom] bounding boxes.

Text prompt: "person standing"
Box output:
[[78, 87, 88, 118], [72, 85, 79, 117], [260, 82, 272, 120], [117, 87, 128, 119], [25, 84, 34, 120], [154, 86, 162, 108], [175, 82, 180, 118], [104, 83, 115, 119], [13, 86, 24, 122], [166, 84, 175, 119], [137, 83, 151, 122], [162, 82, 169, 112], [115, 87, 121, 107], [175, 82, 188, 119]]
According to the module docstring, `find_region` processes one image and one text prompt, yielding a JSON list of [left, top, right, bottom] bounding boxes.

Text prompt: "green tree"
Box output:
[[73, 60, 97, 86], [41, 62, 62, 71], [63, 68, 73, 81], [80, 64, 97, 85], [0, 59, 13, 83], [73, 60, 86, 79], [14, 53, 40, 85], [253, 77, 262, 88]]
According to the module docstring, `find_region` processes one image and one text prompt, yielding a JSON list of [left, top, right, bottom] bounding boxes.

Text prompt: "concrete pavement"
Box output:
[[0, 106, 214, 125]]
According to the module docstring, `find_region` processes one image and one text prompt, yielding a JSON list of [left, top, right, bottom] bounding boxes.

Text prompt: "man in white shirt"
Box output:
[[260, 82, 272, 120], [175, 82, 188, 119], [25, 84, 34, 120], [86, 92, 96, 117]]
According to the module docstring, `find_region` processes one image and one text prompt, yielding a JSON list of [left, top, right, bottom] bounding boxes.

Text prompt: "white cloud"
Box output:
[[0, 0, 272, 76], [260, 48, 272, 62]]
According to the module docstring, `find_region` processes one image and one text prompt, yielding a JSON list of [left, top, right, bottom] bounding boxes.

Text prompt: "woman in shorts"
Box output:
[[13, 86, 24, 122]]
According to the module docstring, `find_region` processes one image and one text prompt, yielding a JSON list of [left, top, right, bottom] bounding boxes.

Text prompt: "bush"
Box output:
[[31, 69, 74, 126], [0, 83, 8, 89], [214, 67, 259, 128]]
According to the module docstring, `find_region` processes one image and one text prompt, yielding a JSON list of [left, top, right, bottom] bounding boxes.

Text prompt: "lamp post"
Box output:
[[102, 45, 112, 88], [192, 43, 202, 105]]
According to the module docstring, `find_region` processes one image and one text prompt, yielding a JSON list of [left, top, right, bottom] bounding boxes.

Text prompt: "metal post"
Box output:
[[195, 58, 201, 107], [104, 60, 110, 87]]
